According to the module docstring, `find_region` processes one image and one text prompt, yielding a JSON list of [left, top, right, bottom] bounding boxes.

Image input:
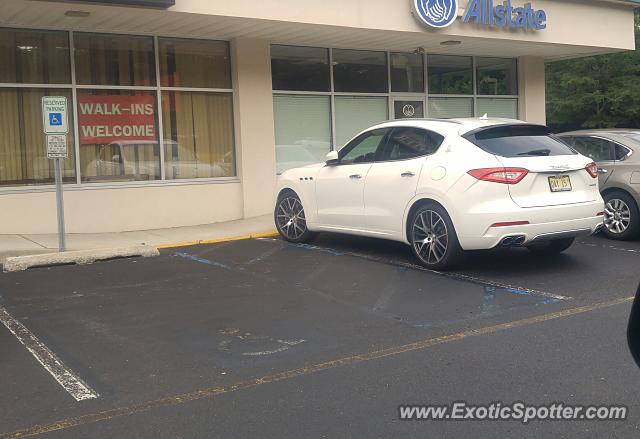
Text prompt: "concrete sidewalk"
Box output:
[[0, 214, 277, 261]]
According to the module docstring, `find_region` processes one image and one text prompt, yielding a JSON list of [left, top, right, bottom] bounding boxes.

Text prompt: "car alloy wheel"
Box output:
[[276, 195, 308, 241], [604, 198, 631, 235], [412, 209, 449, 266]]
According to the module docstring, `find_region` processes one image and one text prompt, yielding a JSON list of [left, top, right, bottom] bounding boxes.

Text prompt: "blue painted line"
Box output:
[[482, 286, 561, 312], [481, 287, 498, 314], [174, 252, 237, 271]]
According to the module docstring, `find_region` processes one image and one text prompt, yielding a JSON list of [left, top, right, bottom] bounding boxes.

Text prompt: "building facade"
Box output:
[[0, 0, 637, 233]]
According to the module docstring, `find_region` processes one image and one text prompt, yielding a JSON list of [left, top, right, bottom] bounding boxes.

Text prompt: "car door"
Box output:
[[566, 136, 615, 186], [315, 128, 388, 230], [364, 127, 444, 236]]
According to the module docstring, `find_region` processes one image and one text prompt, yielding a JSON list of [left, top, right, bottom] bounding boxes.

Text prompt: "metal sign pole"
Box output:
[[54, 158, 66, 252], [42, 96, 69, 253]]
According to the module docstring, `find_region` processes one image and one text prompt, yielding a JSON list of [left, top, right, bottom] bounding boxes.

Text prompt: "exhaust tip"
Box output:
[[501, 237, 514, 246], [513, 235, 526, 245]]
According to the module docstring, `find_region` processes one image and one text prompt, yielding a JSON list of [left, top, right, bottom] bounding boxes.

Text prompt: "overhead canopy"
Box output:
[[0, 0, 636, 60]]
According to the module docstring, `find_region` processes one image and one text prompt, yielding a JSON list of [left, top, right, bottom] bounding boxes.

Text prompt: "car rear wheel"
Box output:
[[603, 191, 639, 240], [526, 237, 575, 255], [410, 203, 463, 271], [275, 191, 314, 243]]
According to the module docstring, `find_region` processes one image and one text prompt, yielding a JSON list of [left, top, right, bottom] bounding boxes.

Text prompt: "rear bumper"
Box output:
[[457, 200, 604, 250]]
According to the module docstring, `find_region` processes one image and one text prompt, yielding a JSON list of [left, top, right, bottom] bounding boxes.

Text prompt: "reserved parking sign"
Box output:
[[42, 96, 69, 134]]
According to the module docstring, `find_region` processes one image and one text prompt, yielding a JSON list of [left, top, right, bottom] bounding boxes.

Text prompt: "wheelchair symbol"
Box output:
[[49, 113, 62, 126]]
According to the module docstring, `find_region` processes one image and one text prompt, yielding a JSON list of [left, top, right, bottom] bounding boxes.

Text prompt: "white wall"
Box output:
[[0, 182, 243, 234], [519, 56, 547, 125]]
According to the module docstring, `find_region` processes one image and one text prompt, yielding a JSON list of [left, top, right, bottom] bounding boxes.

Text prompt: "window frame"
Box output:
[[271, 45, 520, 158], [0, 28, 238, 193]]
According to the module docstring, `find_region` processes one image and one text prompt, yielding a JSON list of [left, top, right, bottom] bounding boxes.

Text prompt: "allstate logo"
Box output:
[[413, 0, 458, 28]]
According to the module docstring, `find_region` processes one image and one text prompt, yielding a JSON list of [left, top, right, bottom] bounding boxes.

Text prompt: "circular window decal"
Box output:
[[403, 105, 416, 118]]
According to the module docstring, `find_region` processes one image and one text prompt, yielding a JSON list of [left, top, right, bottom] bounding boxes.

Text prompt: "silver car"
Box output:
[[558, 130, 640, 240]]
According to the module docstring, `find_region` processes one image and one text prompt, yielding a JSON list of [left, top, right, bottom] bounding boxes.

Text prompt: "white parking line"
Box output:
[[0, 306, 98, 401]]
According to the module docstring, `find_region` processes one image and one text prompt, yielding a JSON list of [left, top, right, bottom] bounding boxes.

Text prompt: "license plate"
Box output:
[[548, 175, 572, 192]]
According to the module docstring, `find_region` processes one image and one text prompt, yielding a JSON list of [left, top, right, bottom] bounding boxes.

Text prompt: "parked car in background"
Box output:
[[558, 130, 640, 240], [274, 118, 604, 270]]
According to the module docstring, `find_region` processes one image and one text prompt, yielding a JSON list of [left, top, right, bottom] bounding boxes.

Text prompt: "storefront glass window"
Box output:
[[162, 91, 235, 179], [334, 96, 388, 148], [74, 33, 156, 86], [159, 38, 231, 89], [333, 49, 388, 93], [78, 90, 160, 182], [428, 97, 474, 119], [476, 58, 518, 95], [0, 29, 71, 84], [0, 88, 75, 186], [427, 55, 473, 95], [273, 95, 331, 174], [271, 45, 330, 92], [476, 98, 518, 118], [391, 53, 424, 93]]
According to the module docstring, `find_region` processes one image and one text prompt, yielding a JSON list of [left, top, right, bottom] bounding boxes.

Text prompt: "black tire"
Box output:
[[409, 203, 463, 270], [603, 191, 640, 240], [274, 191, 314, 243], [526, 237, 575, 255]]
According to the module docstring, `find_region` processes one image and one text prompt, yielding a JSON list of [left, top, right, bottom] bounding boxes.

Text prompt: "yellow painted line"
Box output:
[[155, 230, 279, 249], [0, 295, 633, 439]]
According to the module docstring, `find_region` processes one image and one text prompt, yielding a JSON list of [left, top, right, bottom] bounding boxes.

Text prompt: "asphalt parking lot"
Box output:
[[1, 233, 639, 438]]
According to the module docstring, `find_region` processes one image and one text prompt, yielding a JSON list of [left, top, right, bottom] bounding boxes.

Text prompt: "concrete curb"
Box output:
[[155, 230, 279, 249], [2, 245, 160, 273]]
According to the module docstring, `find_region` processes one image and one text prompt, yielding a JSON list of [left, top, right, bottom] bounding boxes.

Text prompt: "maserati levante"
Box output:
[[274, 118, 604, 269]]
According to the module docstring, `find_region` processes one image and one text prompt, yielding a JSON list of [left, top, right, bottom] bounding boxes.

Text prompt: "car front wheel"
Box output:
[[274, 191, 314, 243], [409, 203, 463, 271], [603, 191, 640, 240]]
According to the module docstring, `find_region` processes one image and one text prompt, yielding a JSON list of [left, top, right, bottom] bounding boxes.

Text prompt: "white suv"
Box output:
[[274, 118, 604, 269]]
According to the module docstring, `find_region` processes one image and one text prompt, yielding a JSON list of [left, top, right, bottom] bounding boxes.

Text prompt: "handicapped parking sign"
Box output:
[[42, 97, 68, 134], [49, 113, 63, 126]]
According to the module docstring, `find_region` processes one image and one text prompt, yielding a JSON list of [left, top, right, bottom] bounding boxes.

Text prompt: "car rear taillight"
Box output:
[[467, 167, 529, 184], [585, 162, 598, 178]]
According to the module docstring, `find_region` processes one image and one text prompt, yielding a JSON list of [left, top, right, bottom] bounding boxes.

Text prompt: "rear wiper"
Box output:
[[517, 149, 551, 156]]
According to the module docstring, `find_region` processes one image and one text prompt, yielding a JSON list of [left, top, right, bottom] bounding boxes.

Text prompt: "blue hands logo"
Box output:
[[413, 0, 459, 28]]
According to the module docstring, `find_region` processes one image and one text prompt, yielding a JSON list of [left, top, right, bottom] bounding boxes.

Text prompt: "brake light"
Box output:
[[467, 167, 529, 184], [491, 221, 530, 227], [585, 162, 598, 178]]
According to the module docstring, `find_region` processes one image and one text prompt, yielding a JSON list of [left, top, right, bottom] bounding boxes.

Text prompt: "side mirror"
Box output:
[[325, 150, 339, 165], [627, 282, 640, 368]]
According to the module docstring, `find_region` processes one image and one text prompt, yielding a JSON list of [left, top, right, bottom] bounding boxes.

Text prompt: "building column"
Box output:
[[231, 38, 276, 219], [518, 56, 546, 125]]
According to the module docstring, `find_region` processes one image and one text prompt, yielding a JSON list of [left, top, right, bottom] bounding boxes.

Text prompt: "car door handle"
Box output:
[[401, 171, 415, 177], [349, 174, 362, 179], [597, 167, 608, 174]]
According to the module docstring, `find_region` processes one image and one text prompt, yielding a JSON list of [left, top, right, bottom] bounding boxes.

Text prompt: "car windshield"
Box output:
[[464, 125, 577, 158]]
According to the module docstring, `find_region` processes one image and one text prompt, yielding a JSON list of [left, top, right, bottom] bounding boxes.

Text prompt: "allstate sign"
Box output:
[[413, 0, 547, 30], [413, 0, 459, 29]]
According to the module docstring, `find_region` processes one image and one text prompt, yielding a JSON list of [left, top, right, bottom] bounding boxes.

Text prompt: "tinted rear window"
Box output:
[[464, 125, 577, 158]]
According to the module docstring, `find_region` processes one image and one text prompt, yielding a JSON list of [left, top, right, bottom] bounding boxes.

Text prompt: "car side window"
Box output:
[[338, 129, 387, 165], [380, 127, 444, 161], [571, 136, 613, 161], [614, 143, 631, 161]]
